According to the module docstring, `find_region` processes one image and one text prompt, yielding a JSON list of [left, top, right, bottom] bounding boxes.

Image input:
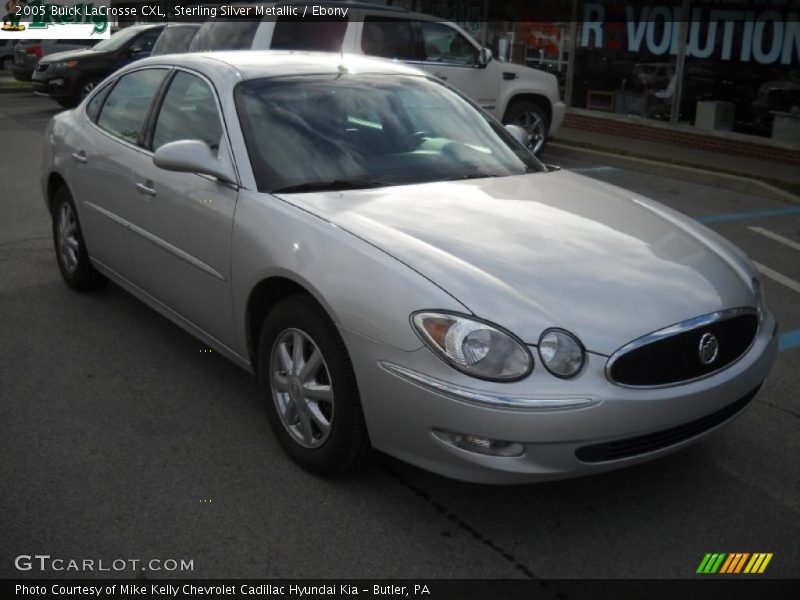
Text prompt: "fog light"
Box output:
[[432, 428, 524, 457], [50, 78, 64, 87]]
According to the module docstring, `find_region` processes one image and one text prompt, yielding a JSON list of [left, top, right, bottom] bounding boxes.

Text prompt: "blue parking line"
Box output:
[[696, 207, 800, 224], [779, 330, 800, 352]]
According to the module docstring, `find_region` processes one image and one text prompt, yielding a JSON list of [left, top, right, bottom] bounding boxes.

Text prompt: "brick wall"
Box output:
[[563, 113, 800, 167]]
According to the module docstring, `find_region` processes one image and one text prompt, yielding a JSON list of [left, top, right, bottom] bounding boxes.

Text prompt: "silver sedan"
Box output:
[[42, 51, 778, 483]]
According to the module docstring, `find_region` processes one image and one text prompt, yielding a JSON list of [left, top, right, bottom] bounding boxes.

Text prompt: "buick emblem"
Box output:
[[698, 333, 719, 365]]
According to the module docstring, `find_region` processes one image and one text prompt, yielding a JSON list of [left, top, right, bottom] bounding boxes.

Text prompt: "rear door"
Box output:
[[69, 67, 169, 276], [130, 69, 238, 347]]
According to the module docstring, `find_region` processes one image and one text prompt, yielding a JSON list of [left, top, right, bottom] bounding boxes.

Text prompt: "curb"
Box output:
[[546, 142, 800, 205]]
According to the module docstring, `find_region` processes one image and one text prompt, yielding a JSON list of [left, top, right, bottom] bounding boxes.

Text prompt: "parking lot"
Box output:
[[1, 92, 798, 580]]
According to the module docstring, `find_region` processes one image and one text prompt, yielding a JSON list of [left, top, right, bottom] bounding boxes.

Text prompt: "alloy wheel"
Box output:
[[56, 202, 79, 274], [514, 110, 547, 155], [80, 80, 97, 99], [269, 328, 335, 449]]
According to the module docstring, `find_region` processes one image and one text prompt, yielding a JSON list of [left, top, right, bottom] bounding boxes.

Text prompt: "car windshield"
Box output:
[[235, 74, 543, 193], [93, 27, 143, 52]]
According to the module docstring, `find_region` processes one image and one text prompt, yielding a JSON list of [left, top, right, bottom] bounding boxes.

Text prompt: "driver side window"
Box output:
[[152, 71, 223, 155], [420, 22, 478, 66]]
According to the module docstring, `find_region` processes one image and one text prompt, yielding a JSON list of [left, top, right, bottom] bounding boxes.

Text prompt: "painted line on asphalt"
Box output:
[[749, 226, 800, 253], [779, 330, 800, 351], [695, 207, 800, 224], [570, 166, 619, 173], [754, 262, 800, 295]]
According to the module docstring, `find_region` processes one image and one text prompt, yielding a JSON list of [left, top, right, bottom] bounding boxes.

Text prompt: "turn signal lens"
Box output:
[[412, 312, 532, 381]]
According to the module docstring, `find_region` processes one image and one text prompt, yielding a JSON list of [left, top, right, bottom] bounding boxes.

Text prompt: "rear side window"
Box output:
[[361, 17, 420, 61], [189, 22, 259, 52], [96, 69, 168, 145], [152, 71, 223, 154], [86, 81, 114, 122], [151, 26, 199, 56], [271, 17, 348, 52]]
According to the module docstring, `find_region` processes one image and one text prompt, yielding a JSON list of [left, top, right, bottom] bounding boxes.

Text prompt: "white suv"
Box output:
[[188, 2, 565, 154]]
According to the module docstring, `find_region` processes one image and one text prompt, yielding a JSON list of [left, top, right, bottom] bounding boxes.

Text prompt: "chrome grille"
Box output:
[[607, 308, 759, 387]]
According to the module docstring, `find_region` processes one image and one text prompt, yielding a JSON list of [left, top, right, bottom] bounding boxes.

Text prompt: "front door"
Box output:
[[130, 70, 238, 348]]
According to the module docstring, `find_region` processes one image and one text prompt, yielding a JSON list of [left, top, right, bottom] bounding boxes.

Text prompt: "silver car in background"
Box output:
[[41, 52, 777, 483]]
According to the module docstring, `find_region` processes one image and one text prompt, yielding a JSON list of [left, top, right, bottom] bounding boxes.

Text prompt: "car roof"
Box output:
[[136, 50, 426, 80]]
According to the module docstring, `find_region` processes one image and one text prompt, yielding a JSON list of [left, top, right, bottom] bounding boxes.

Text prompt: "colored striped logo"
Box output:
[[696, 553, 773, 574]]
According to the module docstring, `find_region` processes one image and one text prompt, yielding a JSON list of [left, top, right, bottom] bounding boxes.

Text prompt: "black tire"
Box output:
[[55, 97, 78, 109], [51, 185, 106, 291], [257, 295, 369, 476], [502, 99, 551, 156], [0, 57, 11, 71], [78, 77, 102, 101]]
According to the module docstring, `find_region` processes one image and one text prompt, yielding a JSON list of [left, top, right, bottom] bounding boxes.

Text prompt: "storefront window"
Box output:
[[571, 1, 800, 140]]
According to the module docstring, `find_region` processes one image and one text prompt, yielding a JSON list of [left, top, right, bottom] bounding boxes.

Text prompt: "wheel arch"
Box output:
[[245, 274, 339, 372], [501, 93, 553, 126], [46, 171, 69, 215]]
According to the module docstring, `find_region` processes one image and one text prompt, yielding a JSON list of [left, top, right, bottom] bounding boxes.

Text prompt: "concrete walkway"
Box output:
[[552, 126, 799, 190]]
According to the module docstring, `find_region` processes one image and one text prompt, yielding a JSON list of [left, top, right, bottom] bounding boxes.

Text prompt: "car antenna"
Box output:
[[337, 45, 348, 76]]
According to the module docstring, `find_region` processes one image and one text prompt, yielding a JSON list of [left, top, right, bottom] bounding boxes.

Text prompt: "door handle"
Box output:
[[135, 182, 156, 197], [71, 151, 87, 164]]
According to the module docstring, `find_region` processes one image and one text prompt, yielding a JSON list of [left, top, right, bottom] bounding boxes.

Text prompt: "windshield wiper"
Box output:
[[271, 179, 392, 194], [444, 173, 503, 181]]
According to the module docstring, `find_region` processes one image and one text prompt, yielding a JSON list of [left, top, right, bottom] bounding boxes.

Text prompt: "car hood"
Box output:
[[41, 48, 106, 63], [276, 172, 757, 355]]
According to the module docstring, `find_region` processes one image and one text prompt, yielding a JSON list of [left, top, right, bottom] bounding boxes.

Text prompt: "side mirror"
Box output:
[[479, 47, 493, 67], [153, 140, 236, 184], [504, 124, 531, 148]]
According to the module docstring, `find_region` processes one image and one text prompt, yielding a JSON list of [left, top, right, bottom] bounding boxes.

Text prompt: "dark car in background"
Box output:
[[12, 39, 101, 81], [1, 40, 15, 71], [32, 24, 164, 107], [150, 23, 202, 56]]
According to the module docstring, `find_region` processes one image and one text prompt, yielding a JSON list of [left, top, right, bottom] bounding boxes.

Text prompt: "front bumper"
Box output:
[[549, 100, 566, 136], [341, 311, 778, 484], [31, 70, 74, 98]]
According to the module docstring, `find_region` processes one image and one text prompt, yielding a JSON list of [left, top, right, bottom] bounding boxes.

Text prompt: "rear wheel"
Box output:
[[51, 186, 106, 290], [257, 295, 369, 476], [503, 99, 551, 155]]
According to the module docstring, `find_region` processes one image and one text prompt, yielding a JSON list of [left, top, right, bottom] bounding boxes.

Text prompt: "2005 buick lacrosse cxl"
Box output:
[[41, 51, 777, 483]]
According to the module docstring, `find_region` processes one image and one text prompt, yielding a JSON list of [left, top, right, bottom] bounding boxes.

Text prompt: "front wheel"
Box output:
[[51, 186, 106, 290], [257, 295, 369, 476], [503, 99, 551, 156]]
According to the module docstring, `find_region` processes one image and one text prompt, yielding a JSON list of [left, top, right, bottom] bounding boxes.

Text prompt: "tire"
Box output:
[[503, 99, 551, 156], [56, 97, 78, 109], [78, 77, 101, 101], [0, 57, 11, 71], [257, 295, 369, 476], [51, 186, 106, 291]]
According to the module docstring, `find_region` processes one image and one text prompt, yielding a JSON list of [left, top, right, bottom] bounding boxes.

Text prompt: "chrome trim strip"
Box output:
[[82, 201, 227, 282], [379, 361, 599, 411], [605, 307, 759, 389]]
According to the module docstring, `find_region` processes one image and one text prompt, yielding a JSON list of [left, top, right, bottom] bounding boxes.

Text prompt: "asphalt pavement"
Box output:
[[1, 93, 798, 581]]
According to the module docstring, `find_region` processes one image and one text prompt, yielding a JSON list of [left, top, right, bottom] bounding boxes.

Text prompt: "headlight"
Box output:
[[411, 312, 533, 381], [51, 60, 79, 69], [752, 276, 766, 322], [537, 328, 585, 378]]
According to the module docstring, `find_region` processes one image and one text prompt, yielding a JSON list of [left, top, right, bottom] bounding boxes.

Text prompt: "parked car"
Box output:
[[1, 39, 14, 71], [151, 23, 202, 57], [188, 1, 564, 154], [13, 38, 100, 81], [32, 24, 165, 107], [41, 51, 777, 484]]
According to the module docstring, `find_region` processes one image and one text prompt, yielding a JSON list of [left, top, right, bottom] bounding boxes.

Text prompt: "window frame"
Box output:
[[88, 66, 171, 150], [146, 69, 225, 156]]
